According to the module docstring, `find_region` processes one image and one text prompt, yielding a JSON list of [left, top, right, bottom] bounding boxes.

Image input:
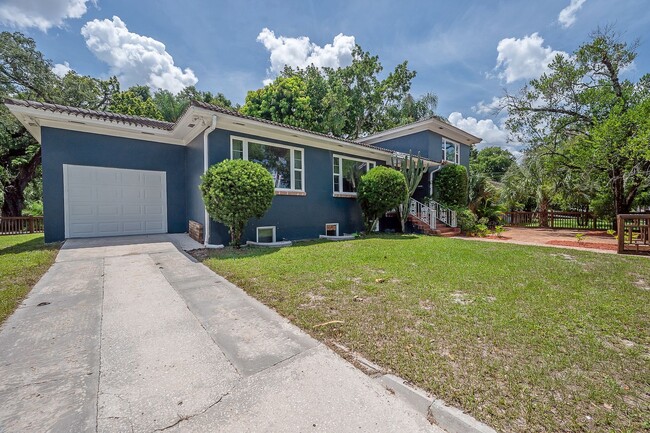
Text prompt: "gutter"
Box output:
[[202, 115, 223, 249]]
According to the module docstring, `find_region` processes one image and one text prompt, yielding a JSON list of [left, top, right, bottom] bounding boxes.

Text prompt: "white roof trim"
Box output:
[[6, 103, 397, 161], [358, 117, 482, 146]]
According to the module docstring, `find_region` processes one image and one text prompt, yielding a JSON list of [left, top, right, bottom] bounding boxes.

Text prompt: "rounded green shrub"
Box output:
[[200, 159, 275, 246], [357, 166, 408, 233], [433, 164, 469, 207]]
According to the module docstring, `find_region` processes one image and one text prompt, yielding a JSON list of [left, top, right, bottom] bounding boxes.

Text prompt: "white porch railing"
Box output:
[[428, 199, 457, 227], [408, 198, 457, 230], [409, 199, 436, 230]]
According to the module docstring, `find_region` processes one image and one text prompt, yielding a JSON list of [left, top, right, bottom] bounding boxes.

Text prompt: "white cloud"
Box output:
[[494, 33, 567, 83], [558, 0, 587, 28], [448, 112, 508, 146], [0, 0, 91, 32], [256, 28, 355, 78], [81, 16, 198, 93], [52, 62, 73, 77], [473, 97, 506, 115]]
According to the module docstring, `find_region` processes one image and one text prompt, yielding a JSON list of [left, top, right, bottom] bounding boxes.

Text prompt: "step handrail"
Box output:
[[408, 198, 437, 230], [428, 199, 457, 228]]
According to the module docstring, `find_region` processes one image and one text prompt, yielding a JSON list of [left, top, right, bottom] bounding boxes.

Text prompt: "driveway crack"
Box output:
[[153, 391, 231, 431]]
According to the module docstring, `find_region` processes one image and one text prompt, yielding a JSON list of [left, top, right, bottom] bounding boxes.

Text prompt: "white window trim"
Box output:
[[325, 223, 339, 236], [256, 226, 276, 243], [442, 138, 460, 164], [332, 154, 375, 196], [230, 136, 305, 192]]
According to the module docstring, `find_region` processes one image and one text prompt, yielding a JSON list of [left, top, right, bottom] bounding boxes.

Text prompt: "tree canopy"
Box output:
[[470, 147, 516, 182], [0, 31, 120, 216], [241, 46, 439, 139], [505, 27, 650, 217]]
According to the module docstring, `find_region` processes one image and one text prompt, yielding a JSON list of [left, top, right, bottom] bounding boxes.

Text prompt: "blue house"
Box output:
[[5, 98, 481, 245]]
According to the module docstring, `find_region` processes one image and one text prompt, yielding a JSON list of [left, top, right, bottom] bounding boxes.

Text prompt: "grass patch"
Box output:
[[0, 234, 60, 324], [197, 234, 650, 433]]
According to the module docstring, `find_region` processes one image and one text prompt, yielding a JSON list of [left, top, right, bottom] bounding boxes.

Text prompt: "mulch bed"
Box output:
[[546, 240, 618, 251]]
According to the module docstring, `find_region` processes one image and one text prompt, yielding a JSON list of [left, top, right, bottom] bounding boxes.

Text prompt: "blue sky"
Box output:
[[1, 0, 649, 152]]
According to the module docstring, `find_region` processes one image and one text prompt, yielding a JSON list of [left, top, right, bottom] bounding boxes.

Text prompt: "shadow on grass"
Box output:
[[0, 236, 59, 256], [193, 233, 421, 263]]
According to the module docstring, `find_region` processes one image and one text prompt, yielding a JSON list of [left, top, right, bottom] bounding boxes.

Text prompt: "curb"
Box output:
[[334, 344, 498, 433]]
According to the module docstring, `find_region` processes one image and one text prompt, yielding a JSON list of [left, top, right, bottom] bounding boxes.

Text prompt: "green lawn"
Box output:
[[0, 234, 60, 324], [197, 235, 650, 433]]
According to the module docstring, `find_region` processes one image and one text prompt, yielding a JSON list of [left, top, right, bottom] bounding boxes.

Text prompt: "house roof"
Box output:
[[4, 98, 176, 131], [358, 115, 482, 146], [4, 97, 477, 164]]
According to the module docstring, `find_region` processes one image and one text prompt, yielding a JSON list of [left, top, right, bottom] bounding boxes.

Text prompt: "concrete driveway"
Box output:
[[0, 235, 442, 432]]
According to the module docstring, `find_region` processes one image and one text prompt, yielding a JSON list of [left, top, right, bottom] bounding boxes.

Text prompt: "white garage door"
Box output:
[[64, 164, 168, 238]]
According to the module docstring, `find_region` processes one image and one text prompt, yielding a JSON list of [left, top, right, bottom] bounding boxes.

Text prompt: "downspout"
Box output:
[[429, 164, 443, 196], [203, 115, 223, 248]]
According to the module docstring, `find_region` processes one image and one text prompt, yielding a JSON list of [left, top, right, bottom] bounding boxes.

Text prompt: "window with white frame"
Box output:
[[332, 155, 375, 194], [256, 226, 276, 243], [325, 223, 339, 236], [442, 139, 460, 164], [231, 137, 304, 191]]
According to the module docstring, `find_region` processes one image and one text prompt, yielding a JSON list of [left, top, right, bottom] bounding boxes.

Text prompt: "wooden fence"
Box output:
[[503, 211, 612, 230], [617, 214, 650, 255], [0, 216, 44, 235]]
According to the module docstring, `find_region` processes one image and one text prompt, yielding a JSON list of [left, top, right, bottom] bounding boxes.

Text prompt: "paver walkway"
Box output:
[[0, 235, 441, 432]]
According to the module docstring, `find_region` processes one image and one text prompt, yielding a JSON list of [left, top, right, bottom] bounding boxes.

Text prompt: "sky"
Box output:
[[1, 0, 649, 155]]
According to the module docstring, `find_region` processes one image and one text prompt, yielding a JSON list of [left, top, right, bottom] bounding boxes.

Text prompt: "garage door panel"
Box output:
[[145, 221, 164, 231], [120, 171, 143, 186], [144, 187, 163, 200], [97, 205, 120, 216], [68, 186, 93, 201], [65, 165, 167, 238], [144, 205, 164, 215], [69, 205, 94, 218], [69, 223, 95, 237], [123, 204, 143, 216], [122, 187, 143, 201], [144, 173, 163, 186]]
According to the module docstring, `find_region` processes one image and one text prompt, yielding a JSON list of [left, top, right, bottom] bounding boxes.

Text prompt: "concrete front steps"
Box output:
[[408, 215, 461, 237]]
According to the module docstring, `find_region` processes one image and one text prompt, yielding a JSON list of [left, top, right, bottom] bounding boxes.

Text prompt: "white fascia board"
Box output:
[[189, 108, 394, 162], [6, 104, 206, 146], [359, 118, 481, 146]]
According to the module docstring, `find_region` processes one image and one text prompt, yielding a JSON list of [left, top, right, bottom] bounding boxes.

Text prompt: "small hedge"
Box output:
[[357, 166, 408, 233], [434, 164, 468, 207], [200, 159, 275, 246]]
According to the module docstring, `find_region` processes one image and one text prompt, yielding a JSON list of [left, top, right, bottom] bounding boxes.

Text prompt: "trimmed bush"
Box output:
[[200, 159, 275, 246], [434, 164, 468, 207], [456, 208, 478, 234], [357, 166, 408, 233]]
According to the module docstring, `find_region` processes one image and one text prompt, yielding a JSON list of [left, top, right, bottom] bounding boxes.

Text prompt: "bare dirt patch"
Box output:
[[546, 240, 618, 251]]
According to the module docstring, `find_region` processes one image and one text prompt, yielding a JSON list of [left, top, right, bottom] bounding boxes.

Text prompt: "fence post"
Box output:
[[617, 215, 624, 254], [28, 217, 34, 234]]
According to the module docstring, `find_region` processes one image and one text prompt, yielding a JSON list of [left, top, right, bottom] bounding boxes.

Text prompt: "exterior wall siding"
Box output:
[[185, 134, 205, 228], [41, 127, 187, 242], [373, 130, 471, 202], [205, 129, 378, 246]]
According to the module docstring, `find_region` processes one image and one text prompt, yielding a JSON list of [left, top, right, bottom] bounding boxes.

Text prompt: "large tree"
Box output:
[[0, 32, 119, 216], [470, 147, 516, 182], [241, 46, 437, 139], [505, 27, 650, 218]]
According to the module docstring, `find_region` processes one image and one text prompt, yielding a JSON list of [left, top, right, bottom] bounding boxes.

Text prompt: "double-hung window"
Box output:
[[231, 137, 304, 191], [332, 155, 375, 195], [443, 139, 460, 164]]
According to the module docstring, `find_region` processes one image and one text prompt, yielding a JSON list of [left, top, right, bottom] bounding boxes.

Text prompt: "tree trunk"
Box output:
[[611, 168, 631, 230], [0, 149, 41, 217], [1, 182, 25, 217]]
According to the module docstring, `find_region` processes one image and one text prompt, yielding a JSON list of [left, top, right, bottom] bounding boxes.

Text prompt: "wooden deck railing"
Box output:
[[617, 214, 650, 255], [503, 211, 612, 230], [0, 216, 44, 235]]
